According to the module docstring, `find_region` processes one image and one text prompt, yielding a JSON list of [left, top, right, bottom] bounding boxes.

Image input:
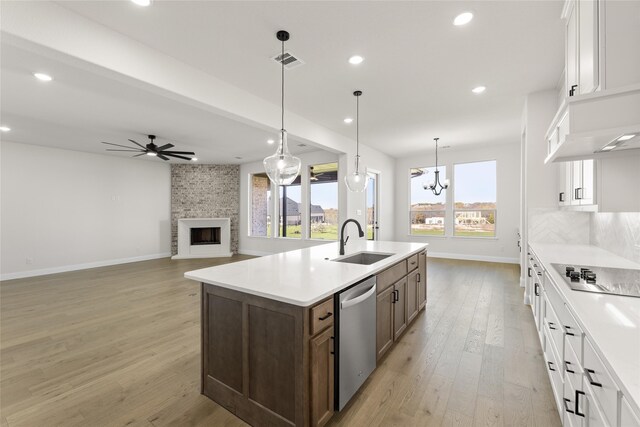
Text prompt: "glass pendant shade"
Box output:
[[344, 155, 369, 192], [263, 130, 301, 185]]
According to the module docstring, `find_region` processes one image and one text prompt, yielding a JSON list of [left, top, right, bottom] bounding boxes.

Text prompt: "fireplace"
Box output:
[[172, 218, 232, 259], [190, 227, 221, 246]]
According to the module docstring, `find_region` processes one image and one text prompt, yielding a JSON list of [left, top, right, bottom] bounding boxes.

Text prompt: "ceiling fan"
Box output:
[[101, 135, 196, 161], [310, 166, 325, 182]]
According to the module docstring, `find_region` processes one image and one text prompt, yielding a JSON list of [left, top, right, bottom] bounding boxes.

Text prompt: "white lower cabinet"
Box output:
[[529, 245, 640, 427]]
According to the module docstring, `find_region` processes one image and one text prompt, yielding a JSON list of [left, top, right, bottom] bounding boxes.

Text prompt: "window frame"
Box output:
[[407, 165, 448, 238], [308, 162, 339, 241], [452, 159, 498, 239]]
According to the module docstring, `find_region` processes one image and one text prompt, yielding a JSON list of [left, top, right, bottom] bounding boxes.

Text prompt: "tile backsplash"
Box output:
[[528, 208, 591, 245], [590, 212, 640, 264]]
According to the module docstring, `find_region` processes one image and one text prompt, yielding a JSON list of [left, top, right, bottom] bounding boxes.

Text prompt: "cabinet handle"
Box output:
[[416, 273, 421, 282], [565, 361, 575, 374], [318, 312, 333, 321], [534, 283, 540, 296], [548, 321, 557, 330], [410, 260, 417, 266], [392, 290, 398, 303], [569, 84, 578, 97], [547, 361, 555, 372], [565, 325, 575, 336], [528, 268, 532, 278], [575, 187, 583, 200], [559, 192, 565, 202], [564, 398, 575, 414], [575, 390, 585, 417], [330, 336, 334, 355], [585, 368, 602, 387]]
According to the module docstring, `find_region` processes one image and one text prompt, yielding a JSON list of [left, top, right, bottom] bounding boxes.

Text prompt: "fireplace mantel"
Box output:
[[172, 218, 232, 259]]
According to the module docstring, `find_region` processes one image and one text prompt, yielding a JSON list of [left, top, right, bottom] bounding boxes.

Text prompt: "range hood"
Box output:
[[544, 83, 640, 163]]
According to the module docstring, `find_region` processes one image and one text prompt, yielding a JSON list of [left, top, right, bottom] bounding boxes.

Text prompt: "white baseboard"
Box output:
[[428, 251, 520, 264], [0, 252, 172, 281], [238, 249, 271, 257]]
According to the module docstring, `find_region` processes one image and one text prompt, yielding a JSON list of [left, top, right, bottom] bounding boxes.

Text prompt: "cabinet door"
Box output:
[[393, 279, 407, 341], [406, 270, 419, 324], [578, 0, 599, 94], [566, 0, 579, 96], [310, 327, 334, 427], [376, 286, 394, 361], [580, 159, 595, 205], [558, 162, 568, 206], [418, 251, 427, 310], [571, 160, 583, 206]]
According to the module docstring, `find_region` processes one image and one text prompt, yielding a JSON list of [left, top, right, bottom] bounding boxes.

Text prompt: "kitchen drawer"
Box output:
[[544, 294, 564, 360], [564, 339, 583, 395], [544, 325, 564, 413], [583, 337, 618, 426], [563, 378, 580, 427], [377, 260, 407, 293], [562, 304, 583, 361], [621, 395, 640, 427], [310, 297, 334, 335], [543, 273, 565, 319], [406, 254, 418, 272]]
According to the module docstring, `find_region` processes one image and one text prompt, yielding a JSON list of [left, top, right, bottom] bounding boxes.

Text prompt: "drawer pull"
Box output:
[[410, 260, 417, 265], [564, 398, 574, 414], [565, 361, 575, 374], [318, 312, 333, 321], [548, 321, 557, 330], [534, 283, 540, 296], [575, 390, 585, 417], [528, 268, 532, 278], [565, 325, 575, 336], [547, 361, 555, 372], [585, 368, 602, 387], [417, 273, 421, 282]]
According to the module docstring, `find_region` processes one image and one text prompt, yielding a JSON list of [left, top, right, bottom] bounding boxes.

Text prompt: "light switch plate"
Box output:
[[357, 209, 362, 215]]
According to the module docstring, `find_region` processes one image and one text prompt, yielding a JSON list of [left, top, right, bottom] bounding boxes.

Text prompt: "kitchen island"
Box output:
[[185, 240, 428, 427]]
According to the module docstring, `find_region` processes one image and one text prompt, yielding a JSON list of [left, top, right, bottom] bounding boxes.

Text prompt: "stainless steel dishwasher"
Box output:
[[335, 276, 377, 410]]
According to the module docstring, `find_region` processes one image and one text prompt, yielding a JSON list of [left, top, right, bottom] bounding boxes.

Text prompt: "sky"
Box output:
[[281, 182, 339, 209], [411, 160, 497, 204]]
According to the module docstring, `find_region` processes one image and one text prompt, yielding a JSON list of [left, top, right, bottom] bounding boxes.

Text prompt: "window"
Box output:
[[278, 181, 302, 238], [409, 166, 447, 236], [309, 162, 338, 240], [250, 173, 271, 237], [454, 160, 497, 237]]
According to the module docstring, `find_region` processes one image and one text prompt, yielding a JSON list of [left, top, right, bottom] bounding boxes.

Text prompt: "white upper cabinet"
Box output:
[[578, 0, 599, 94]]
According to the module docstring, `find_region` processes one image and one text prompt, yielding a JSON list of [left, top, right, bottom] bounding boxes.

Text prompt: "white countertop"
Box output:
[[185, 241, 428, 307], [529, 243, 640, 413]]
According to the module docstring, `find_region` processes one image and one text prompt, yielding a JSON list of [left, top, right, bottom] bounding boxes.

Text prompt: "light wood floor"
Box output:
[[1, 257, 561, 427]]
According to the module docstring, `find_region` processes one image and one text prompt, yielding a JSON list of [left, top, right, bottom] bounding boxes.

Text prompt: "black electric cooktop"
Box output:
[[551, 263, 640, 298]]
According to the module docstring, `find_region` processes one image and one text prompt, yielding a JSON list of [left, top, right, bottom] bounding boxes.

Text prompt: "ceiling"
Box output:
[[1, 1, 564, 161]]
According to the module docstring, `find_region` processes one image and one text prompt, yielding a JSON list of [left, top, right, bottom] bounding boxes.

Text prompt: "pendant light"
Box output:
[[424, 137, 449, 196], [345, 90, 369, 192], [263, 30, 301, 186]]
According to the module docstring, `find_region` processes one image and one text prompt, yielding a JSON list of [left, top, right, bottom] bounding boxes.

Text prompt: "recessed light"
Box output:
[[348, 55, 364, 65], [0, 126, 10, 132], [267, 139, 275, 145], [131, 0, 151, 6], [146, 152, 157, 157], [344, 117, 353, 124], [472, 86, 486, 94], [454, 12, 474, 26], [191, 157, 198, 162], [33, 72, 53, 82], [617, 134, 636, 141]]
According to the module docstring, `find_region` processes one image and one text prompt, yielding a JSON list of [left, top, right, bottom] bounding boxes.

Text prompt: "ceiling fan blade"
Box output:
[[157, 143, 174, 151], [102, 141, 138, 149], [161, 150, 196, 155], [128, 139, 147, 149], [157, 153, 170, 161], [164, 153, 193, 161], [132, 153, 147, 157], [106, 149, 144, 152]]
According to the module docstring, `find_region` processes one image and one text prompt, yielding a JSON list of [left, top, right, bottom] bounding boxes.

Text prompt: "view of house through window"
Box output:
[[250, 173, 271, 237], [454, 160, 497, 237], [278, 182, 302, 238], [409, 166, 447, 236], [309, 162, 338, 240]]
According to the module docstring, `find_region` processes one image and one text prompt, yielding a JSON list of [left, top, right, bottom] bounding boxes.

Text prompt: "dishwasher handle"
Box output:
[[341, 285, 376, 309]]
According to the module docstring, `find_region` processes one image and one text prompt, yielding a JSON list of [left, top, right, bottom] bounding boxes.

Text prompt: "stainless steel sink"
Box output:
[[332, 252, 394, 265]]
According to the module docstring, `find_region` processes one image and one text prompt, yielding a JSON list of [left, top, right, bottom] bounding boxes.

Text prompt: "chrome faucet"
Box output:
[[339, 219, 365, 255]]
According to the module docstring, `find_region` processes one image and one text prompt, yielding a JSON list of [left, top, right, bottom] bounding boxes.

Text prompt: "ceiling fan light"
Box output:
[[191, 157, 198, 161], [146, 152, 157, 157]]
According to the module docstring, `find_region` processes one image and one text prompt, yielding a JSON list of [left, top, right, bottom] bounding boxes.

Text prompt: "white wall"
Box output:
[[1, 141, 171, 280], [394, 142, 521, 263], [238, 145, 395, 256]]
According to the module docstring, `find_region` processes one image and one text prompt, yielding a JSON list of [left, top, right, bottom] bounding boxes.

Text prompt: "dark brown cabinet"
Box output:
[[310, 326, 334, 427], [375, 250, 428, 362], [392, 278, 407, 340], [376, 286, 394, 360]]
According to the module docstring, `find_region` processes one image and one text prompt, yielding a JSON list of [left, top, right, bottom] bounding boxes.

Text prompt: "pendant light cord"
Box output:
[[434, 137, 439, 171], [356, 94, 360, 157], [280, 38, 285, 155]]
